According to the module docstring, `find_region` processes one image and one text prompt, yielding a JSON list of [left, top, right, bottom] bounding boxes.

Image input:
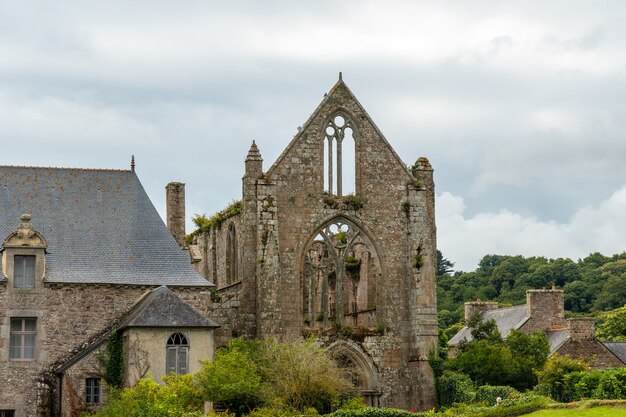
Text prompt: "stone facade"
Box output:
[[190, 78, 438, 410], [0, 167, 216, 417]]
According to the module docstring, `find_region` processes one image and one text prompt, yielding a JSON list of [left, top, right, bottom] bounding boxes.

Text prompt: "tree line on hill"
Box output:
[[436, 250, 626, 330]]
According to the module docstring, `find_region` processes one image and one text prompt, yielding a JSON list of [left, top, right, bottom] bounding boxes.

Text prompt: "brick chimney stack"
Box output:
[[166, 182, 186, 247]]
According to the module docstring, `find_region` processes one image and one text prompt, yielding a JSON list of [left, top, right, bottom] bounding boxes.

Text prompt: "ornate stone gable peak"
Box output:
[[2, 213, 48, 249]]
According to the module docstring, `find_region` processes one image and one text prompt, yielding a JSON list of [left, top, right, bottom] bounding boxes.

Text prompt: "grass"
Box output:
[[525, 405, 626, 416]]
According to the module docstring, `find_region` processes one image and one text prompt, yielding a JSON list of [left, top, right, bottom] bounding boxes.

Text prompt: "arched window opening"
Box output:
[[328, 341, 382, 407], [225, 223, 238, 285], [324, 114, 356, 197], [166, 333, 189, 375], [302, 218, 380, 329]]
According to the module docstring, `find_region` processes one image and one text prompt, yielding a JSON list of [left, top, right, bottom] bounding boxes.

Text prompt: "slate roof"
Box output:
[[603, 342, 626, 365], [0, 166, 212, 286], [546, 330, 570, 355], [448, 305, 529, 346], [122, 286, 220, 328]]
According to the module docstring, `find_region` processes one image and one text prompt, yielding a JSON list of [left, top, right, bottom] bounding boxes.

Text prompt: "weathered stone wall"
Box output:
[[558, 339, 624, 369], [194, 214, 243, 289], [464, 300, 498, 321], [224, 80, 438, 410], [522, 289, 566, 332], [0, 283, 213, 417]]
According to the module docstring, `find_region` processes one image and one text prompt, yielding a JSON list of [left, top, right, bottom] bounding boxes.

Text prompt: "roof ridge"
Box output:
[[0, 164, 132, 172]]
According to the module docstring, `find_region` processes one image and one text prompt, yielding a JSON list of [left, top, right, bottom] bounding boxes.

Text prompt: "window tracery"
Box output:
[[302, 218, 379, 328], [324, 113, 356, 196], [166, 332, 189, 375]]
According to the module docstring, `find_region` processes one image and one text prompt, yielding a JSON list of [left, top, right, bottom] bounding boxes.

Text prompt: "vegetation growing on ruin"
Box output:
[[187, 200, 243, 242]]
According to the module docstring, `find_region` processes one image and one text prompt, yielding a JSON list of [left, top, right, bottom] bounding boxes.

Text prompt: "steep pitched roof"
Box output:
[[448, 305, 529, 346], [121, 286, 220, 328], [0, 166, 211, 286], [266, 75, 413, 178], [546, 330, 570, 355], [603, 342, 626, 365]]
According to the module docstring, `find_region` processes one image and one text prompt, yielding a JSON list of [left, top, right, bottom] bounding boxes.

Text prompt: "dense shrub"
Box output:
[[474, 385, 519, 406], [195, 338, 353, 415], [86, 375, 204, 417], [436, 371, 475, 407], [594, 368, 626, 399], [328, 407, 426, 417], [535, 354, 588, 402]]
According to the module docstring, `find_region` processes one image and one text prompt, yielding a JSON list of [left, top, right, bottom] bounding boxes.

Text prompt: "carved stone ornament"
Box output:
[[2, 213, 48, 250]]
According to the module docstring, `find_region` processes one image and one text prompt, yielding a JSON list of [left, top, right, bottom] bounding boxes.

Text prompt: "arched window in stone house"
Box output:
[[302, 217, 380, 329], [166, 332, 189, 375], [225, 222, 238, 285], [323, 112, 356, 197]]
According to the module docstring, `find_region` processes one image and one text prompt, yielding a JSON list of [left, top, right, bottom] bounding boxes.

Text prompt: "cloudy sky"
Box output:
[[1, 1, 625, 270]]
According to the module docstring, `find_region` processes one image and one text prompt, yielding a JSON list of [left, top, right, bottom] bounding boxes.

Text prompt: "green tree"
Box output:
[[596, 305, 626, 341], [195, 339, 265, 415], [436, 249, 455, 276], [194, 338, 353, 415]]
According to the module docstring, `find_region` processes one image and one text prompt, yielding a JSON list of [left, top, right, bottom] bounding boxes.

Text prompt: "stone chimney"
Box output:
[[464, 299, 498, 321], [568, 318, 596, 341], [166, 182, 186, 247], [411, 157, 434, 191], [525, 287, 566, 331]]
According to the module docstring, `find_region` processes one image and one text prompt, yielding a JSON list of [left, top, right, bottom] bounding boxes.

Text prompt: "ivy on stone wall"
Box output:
[[103, 331, 124, 389], [188, 200, 243, 243]]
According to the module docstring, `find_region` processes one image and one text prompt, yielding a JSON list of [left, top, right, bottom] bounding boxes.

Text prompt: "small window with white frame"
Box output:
[[9, 317, 36, 361], [14, 255, 35, 288], [86, 378, 101, 405]]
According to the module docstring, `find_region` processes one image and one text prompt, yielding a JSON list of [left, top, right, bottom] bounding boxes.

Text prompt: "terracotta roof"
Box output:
[[0, 166, 211, 286]]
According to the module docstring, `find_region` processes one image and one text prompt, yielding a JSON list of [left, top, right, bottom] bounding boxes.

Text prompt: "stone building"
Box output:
[[185, 76, 439, 410], [448, 287, 626, 368], [0, 166, 217, 417]]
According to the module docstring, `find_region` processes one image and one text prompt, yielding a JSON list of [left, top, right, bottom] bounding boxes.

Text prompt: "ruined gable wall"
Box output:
[[257, 83, 437, 410]]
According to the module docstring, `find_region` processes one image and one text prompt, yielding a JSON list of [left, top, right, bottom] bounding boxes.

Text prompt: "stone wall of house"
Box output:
[[0, 283, 213, 417], [558, 339, 624, 369]]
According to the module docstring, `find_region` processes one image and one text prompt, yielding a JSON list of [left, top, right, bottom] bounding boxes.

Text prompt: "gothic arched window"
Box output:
[[166, 333, 189, 375], [324, 113, 356, 196], [302, 217, 380, 328], [225, 222, 238, 285]]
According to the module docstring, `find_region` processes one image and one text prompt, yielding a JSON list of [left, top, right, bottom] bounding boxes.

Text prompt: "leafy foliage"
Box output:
[[596, 305, 626, 341], [437, 252, 626, 323], [99, 331, 124, 389], [436, 371, 475, 407], [87, 375, 204, 417], [535, 354, 589, 402], [194, 338, 353, 415], [189, 200, 243, 238], [451, 323, 548, 390]]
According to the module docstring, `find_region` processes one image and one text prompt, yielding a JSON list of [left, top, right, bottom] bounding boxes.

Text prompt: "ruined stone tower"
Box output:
[[193, 77, 438, 410]]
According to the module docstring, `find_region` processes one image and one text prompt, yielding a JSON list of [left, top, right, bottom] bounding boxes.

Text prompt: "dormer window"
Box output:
[[14, 255, 35, 288], [2, 214, 47, 290]]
